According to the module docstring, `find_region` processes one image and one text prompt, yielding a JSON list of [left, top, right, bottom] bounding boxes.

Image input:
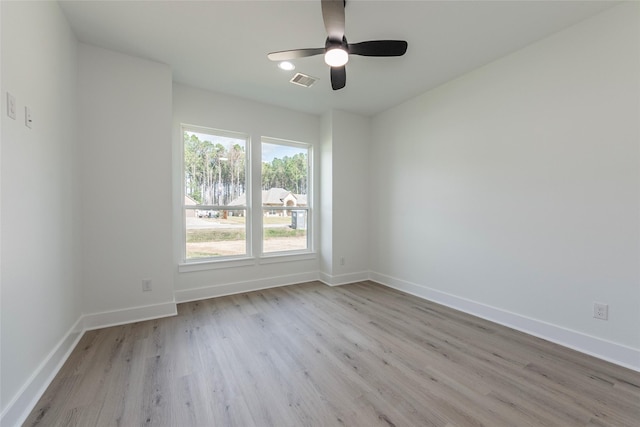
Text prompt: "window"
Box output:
[[181, 127, 312, 264], [183, 127, 248, 260], [262, 138, 311, 254]]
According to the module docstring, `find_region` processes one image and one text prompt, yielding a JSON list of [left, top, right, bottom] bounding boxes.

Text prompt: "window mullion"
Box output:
[[251, 132, 263, 257]]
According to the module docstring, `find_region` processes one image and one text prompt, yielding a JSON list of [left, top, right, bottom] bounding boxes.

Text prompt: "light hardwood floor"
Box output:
[[25, 281, 640, 426]]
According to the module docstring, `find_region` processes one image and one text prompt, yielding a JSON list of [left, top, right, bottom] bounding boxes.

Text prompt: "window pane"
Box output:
[[262, 142, 308, 201], [263, 209, 307, 253], [186, 209, 246, 259], [184, 128, 247, 260], [262, 140, 310, 253]]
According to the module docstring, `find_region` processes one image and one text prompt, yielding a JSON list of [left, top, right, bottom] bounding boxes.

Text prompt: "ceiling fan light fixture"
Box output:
[[278, 61, 295, 71], [324, 48, 348, 67]]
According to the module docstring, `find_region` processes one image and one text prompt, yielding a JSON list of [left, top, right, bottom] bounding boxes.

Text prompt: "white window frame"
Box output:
[[181, 124, 252, 264], [178, 126, 316, 272], [260, 137, 313, 258]]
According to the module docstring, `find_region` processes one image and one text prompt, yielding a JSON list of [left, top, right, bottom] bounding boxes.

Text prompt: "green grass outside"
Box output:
[[186, 227, 305, 243], [265, 228, 305, 238], [187, 229, 245, 242]]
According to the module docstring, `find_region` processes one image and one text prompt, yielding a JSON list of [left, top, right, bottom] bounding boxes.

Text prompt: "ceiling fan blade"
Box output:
[[321, 0, 345, 41], [330, 66, 346, 90], [267, 48, 325, 62], [349, 40, 408, 57]]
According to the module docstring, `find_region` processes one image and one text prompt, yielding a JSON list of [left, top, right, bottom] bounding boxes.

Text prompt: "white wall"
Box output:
[[1, 1, 81, 422], [172, 83, 320, 300], [2, 5, 638, 425], [78, 44, 175, 322], [320, 110, 371, 285], [370, 3, 640, 367], [320, 112, 333, 276]]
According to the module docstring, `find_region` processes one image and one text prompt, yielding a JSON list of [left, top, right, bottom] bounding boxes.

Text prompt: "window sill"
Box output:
[[179, 257, 256, 272], [259, 251, 316, 264], [178, 252, 317, 272]]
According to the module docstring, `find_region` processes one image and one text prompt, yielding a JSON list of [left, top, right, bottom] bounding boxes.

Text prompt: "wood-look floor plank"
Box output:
[[24, 281, 640, 426]]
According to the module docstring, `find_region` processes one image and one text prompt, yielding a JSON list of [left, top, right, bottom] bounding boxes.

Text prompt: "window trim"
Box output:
[[178, 256, 256, 273], [181, 124, 251, 263], [178, 125, 316, 271], [260, 137, 313, 256]]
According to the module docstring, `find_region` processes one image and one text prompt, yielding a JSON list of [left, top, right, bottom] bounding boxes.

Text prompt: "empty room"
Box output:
[[1, 1, 639, 426]]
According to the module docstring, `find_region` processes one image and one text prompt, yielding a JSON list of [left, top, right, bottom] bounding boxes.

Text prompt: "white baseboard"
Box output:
[[174, 271, 320, 303], [369, 271, 640, 372], [1, 317, 84, 427], [82, 301, 178, 331], [319, 270, 369, 287]]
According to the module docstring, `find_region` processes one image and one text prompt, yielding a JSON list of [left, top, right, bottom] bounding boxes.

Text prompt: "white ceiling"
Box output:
[[59, 0, 617, 116]]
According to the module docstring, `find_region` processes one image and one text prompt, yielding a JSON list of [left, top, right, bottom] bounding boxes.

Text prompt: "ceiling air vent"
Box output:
[[289, 73, 318, 88]]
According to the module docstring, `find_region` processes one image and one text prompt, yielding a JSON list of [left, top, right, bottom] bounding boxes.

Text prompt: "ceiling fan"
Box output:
[[267, 0, 408, 90]]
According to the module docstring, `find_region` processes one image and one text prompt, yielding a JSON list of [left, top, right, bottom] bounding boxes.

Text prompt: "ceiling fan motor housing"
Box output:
[[325, 36, 349, 52]]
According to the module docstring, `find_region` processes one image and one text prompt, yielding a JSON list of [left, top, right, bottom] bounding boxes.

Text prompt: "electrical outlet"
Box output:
[[340, 257, 345, 266], [142, 279, 152, 292], [593, 303, 608, 320]]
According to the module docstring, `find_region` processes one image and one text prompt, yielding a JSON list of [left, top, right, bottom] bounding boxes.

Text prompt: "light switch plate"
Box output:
[[7, 92, 16, 120], [25, 106, 32, 128]]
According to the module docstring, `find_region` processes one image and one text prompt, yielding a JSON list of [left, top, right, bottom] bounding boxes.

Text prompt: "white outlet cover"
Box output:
[[593, 303, 608, 320]]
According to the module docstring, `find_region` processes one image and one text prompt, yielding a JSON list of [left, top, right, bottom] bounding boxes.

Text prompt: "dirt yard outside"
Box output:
[[185, 216, 307, 258], [187, 236, 306, 257]]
